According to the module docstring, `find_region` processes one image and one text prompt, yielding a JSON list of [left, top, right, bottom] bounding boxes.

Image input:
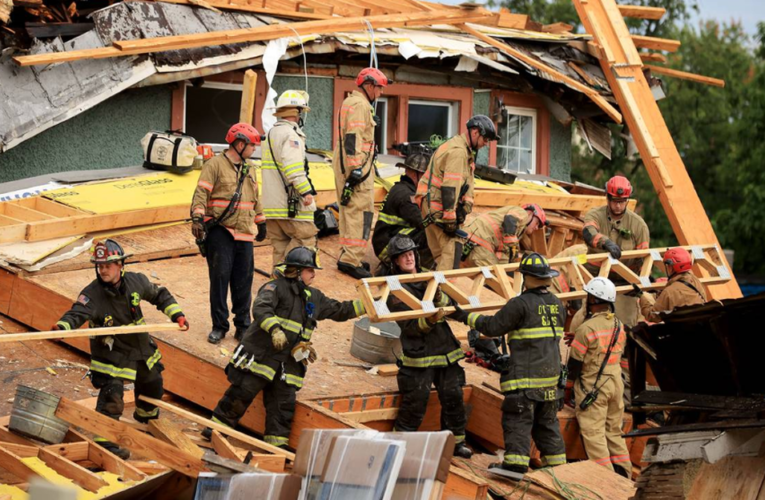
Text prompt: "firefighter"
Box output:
[[451, 253, 567, 473], [380, 236, 472, 458], [416, 115, 499, 271], [191, 123, 267, 344], [564, 277, 630, 478], [638, 247, 707, 322], [202, 247, 366, 447], [582, 175, 649, 327], [372, 152, 434, 270], [462, 204, 547, 268], [333, 68, 388, 279], [52, 239, 188, 459], [262, 90, 318, 268]]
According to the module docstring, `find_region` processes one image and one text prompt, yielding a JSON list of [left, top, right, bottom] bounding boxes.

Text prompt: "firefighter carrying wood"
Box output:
[[202, 247, 365, 447], [564, 277, 631, 478], [52, 239, 188, 459], [452, 253, 567, 474], [333, 68, 388, 279], [461, 204, 547, 268], [262, 90, 318, 268], [372, 153, 434, 270], [582, 175, 649, 328], [416, 115, 498, 271], [380, 235, 472, 459], [637, 247, 707, 322]]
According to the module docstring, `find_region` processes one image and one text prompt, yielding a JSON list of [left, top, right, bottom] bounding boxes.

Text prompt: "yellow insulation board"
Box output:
[[17, 457, 137, 500]]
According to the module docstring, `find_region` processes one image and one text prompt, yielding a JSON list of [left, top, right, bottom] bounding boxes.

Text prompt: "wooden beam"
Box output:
[[617, 4, 665, 20], [14, 8, 497, 66], [239, 70, 258, 125], [631, 34, 681, 52], [54, 397, 207, 477], [43, 441, 90, 461], [496, 8, 529, 29], [148, 419, 205, 459], [0, 427, 35, 446], [639, 52, 667, 63], [153, 0, 331, 19], [341, 407, 400, 423], [456, 24, 623, 124], [0, 323, 183, 343], [3, 204, 55, 222], [646, 64, 725, 88], [15, 197, 84, 218], [63, 429, 146, 482], [210, 430, 241, 461], [0, 445, 39, 482], [38, 448, 109, 493], [471, 190, 628, 212]]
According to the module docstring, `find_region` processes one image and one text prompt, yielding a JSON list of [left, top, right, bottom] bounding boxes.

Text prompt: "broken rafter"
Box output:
[[153, 0, 331, 19], [617, 4, 666, 20], [14, 7, 497, 66], [631, 34, 681, 52], [646, 64, 725, 88], [639, 52, 667, 63]]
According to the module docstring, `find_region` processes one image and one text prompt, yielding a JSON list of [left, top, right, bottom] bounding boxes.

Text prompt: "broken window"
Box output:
[[497, 106, 537, 173], [184, 82, 242, 145], [407, 100, 456, 143]]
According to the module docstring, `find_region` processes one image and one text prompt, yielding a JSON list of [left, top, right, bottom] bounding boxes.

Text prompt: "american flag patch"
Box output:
[[77, 294, 90, 305], [290, 140, 300, 149]]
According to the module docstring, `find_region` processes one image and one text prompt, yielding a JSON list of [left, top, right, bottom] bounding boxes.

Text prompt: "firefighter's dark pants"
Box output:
[[393, 364, 467, 443], [206, 225, 254, 333], [501, 390, 566, 471], [211, 365, 296, 447]]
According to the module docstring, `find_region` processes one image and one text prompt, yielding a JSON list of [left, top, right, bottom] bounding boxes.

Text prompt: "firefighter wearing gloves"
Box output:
[[372, 153, 433, 269], [380, 236, 472, 459], [52, 239, 187, 460], [191, 123, 267, 344], [462, 204, 547, 268], [582, 175, 649, 327], [416, 115, 498, 271], [564, 277, 630, 478], [639, 247, 707, 322], [262, 90, 318, 268], [451, 253, 566, 474], [333, 68, 388, 279], [202, 247, 366, 448]]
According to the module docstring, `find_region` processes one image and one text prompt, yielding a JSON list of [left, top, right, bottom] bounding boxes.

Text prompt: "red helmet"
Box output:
[[356, 67, 389, 88], [523, 203, 548, 226], [225, 123, 261, 146], [663, 248, 692, 276], [606, 175, 632, 199]]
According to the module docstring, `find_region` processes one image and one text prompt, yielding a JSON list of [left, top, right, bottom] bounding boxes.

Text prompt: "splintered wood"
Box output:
[[357, 245, 731, 322]]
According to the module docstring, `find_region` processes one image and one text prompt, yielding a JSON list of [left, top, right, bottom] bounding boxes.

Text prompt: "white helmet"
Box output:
[[274, 90, 310, 112], [583, 277, 617, 303]]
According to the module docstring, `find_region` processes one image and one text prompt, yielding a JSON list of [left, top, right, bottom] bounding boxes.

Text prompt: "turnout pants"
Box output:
[[266, 219, 318, 267], [334, 168, 375, 267], [206, 225, 254, 333], [424, 223, 461, 271], [212, 365, 297, 447], [463, 245, 500, 269], [575, 376, 631, 475], [501, 390, 566, 471], [393, 364, 467, 443]]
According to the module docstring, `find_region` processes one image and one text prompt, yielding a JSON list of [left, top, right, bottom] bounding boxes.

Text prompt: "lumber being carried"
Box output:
[[0, 323, 184, 343], [357, 245, 731, 322]]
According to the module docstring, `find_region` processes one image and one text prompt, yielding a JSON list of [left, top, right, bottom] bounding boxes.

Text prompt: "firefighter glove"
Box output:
[[626, 283, 643, 298], [563, 331, 575, 346], [271, 327, 288, 351], [256, 222, 268, 242], [192, 219, 206, 240], [176, 315, 189, 331], [604, 240, 622, 259], [291, 341, 317, 366], [427, 308, 447, 325], [442, 221, 458, 236], [449, 304, 470, 324]]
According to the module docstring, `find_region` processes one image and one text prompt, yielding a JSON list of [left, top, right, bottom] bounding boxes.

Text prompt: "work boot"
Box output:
[[132, 409, 159, 424], [337, 261, 372, 279], [207, 329, 227, 344], [454, 443, 473, 459], [615, 466, 631, 479], [489, 462, 528, 475], [361, 261, 371, 272], [201, 427, 213, 440], [234, 327, 248, 342], [98, 440, 131, 460]]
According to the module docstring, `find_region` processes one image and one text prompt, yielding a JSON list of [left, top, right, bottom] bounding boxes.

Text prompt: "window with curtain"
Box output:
[[496, 106, 537, 173]]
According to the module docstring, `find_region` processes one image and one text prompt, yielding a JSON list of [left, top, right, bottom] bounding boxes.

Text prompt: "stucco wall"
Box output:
[[270, 75, 333, 151], [0, 86, 172, 184], [472, 91, 491, 165], [549, 114, 572, 182]]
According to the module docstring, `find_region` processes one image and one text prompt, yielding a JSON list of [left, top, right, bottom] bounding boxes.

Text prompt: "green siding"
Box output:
[[0, 86, 172, 184], [549, 112, 572, 182], [270, 76, 333, 151]]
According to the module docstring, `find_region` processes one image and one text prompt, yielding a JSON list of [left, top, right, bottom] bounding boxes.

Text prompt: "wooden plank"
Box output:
[[0, 214, 24, 226], [631, 34, 681, 52], [472, 190, 613, 211], [137, 395, 295, 460], [148, 419, 205, 459], [4, 204, 55, 222], [14, 8, 497, 66], [243, 454, 286, 473], [342, 408, 400, 423], [646, 64, 725, 88], [0, 443, 39, 457], [0, 323, 183, 343], [639, 52, 667, 63], [43, 441, 90, 461], [239, 69, 258, 125], [210, 430, 241, 461], [687, 456, 765, 500], [149, 0, 331, 19], [617, 4, 665, 20], [54, 397, 207, 477], [38, 448, 109, 492], [16, 197, 84, 218], [0, 426, 36, 446], [0, 445, 39, 481], [376, 364, 399, 377], [496, 9, 529, 29]]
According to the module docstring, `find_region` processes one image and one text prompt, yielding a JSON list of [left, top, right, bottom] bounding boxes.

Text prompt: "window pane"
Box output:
[[520, 115, 533, 149], [497, 147, 519, 172], [408, 103, 449, 143], [185, 86, 241, 144], [519, 149, 533, 172], [374, 100, 387, 151]]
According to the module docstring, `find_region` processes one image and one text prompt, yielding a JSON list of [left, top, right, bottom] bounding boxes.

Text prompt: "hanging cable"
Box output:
[[287, 26, 309, 93], [362, 19, 378, 69]]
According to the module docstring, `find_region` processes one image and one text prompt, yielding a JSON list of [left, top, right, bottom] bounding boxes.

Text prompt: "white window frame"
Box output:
[[407, 99, 458, 142], [374, 97, 389, 152], [497, 106, 537, 174], [184, 81, 243, 149]]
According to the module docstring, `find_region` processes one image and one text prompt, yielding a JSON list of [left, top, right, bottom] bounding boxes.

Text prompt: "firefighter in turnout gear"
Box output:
[[52, 239, 187, 460], [333, 68, 388, 279], [639, 247, 707, 323], [452, 253, 567, 473], [462, 204, 547, 268], [372, 153, 434, 270], [564, 277, 630, 478], [191, 122, 267, 344], [203, 247, 366, 447], [416, 115, 498, 271], [582, 175, 649, 327], [262, 90, 318, 267], [380, 236, 472, 459]]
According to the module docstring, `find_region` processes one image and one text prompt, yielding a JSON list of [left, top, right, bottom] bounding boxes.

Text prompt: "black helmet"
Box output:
[[91, 239, 131, 264], [519, 252, 559, 279], [396, 153, 429, 173], [466, 115, 499, 141], [283, 246, 322, 269], [388, 235, 418, 260]]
